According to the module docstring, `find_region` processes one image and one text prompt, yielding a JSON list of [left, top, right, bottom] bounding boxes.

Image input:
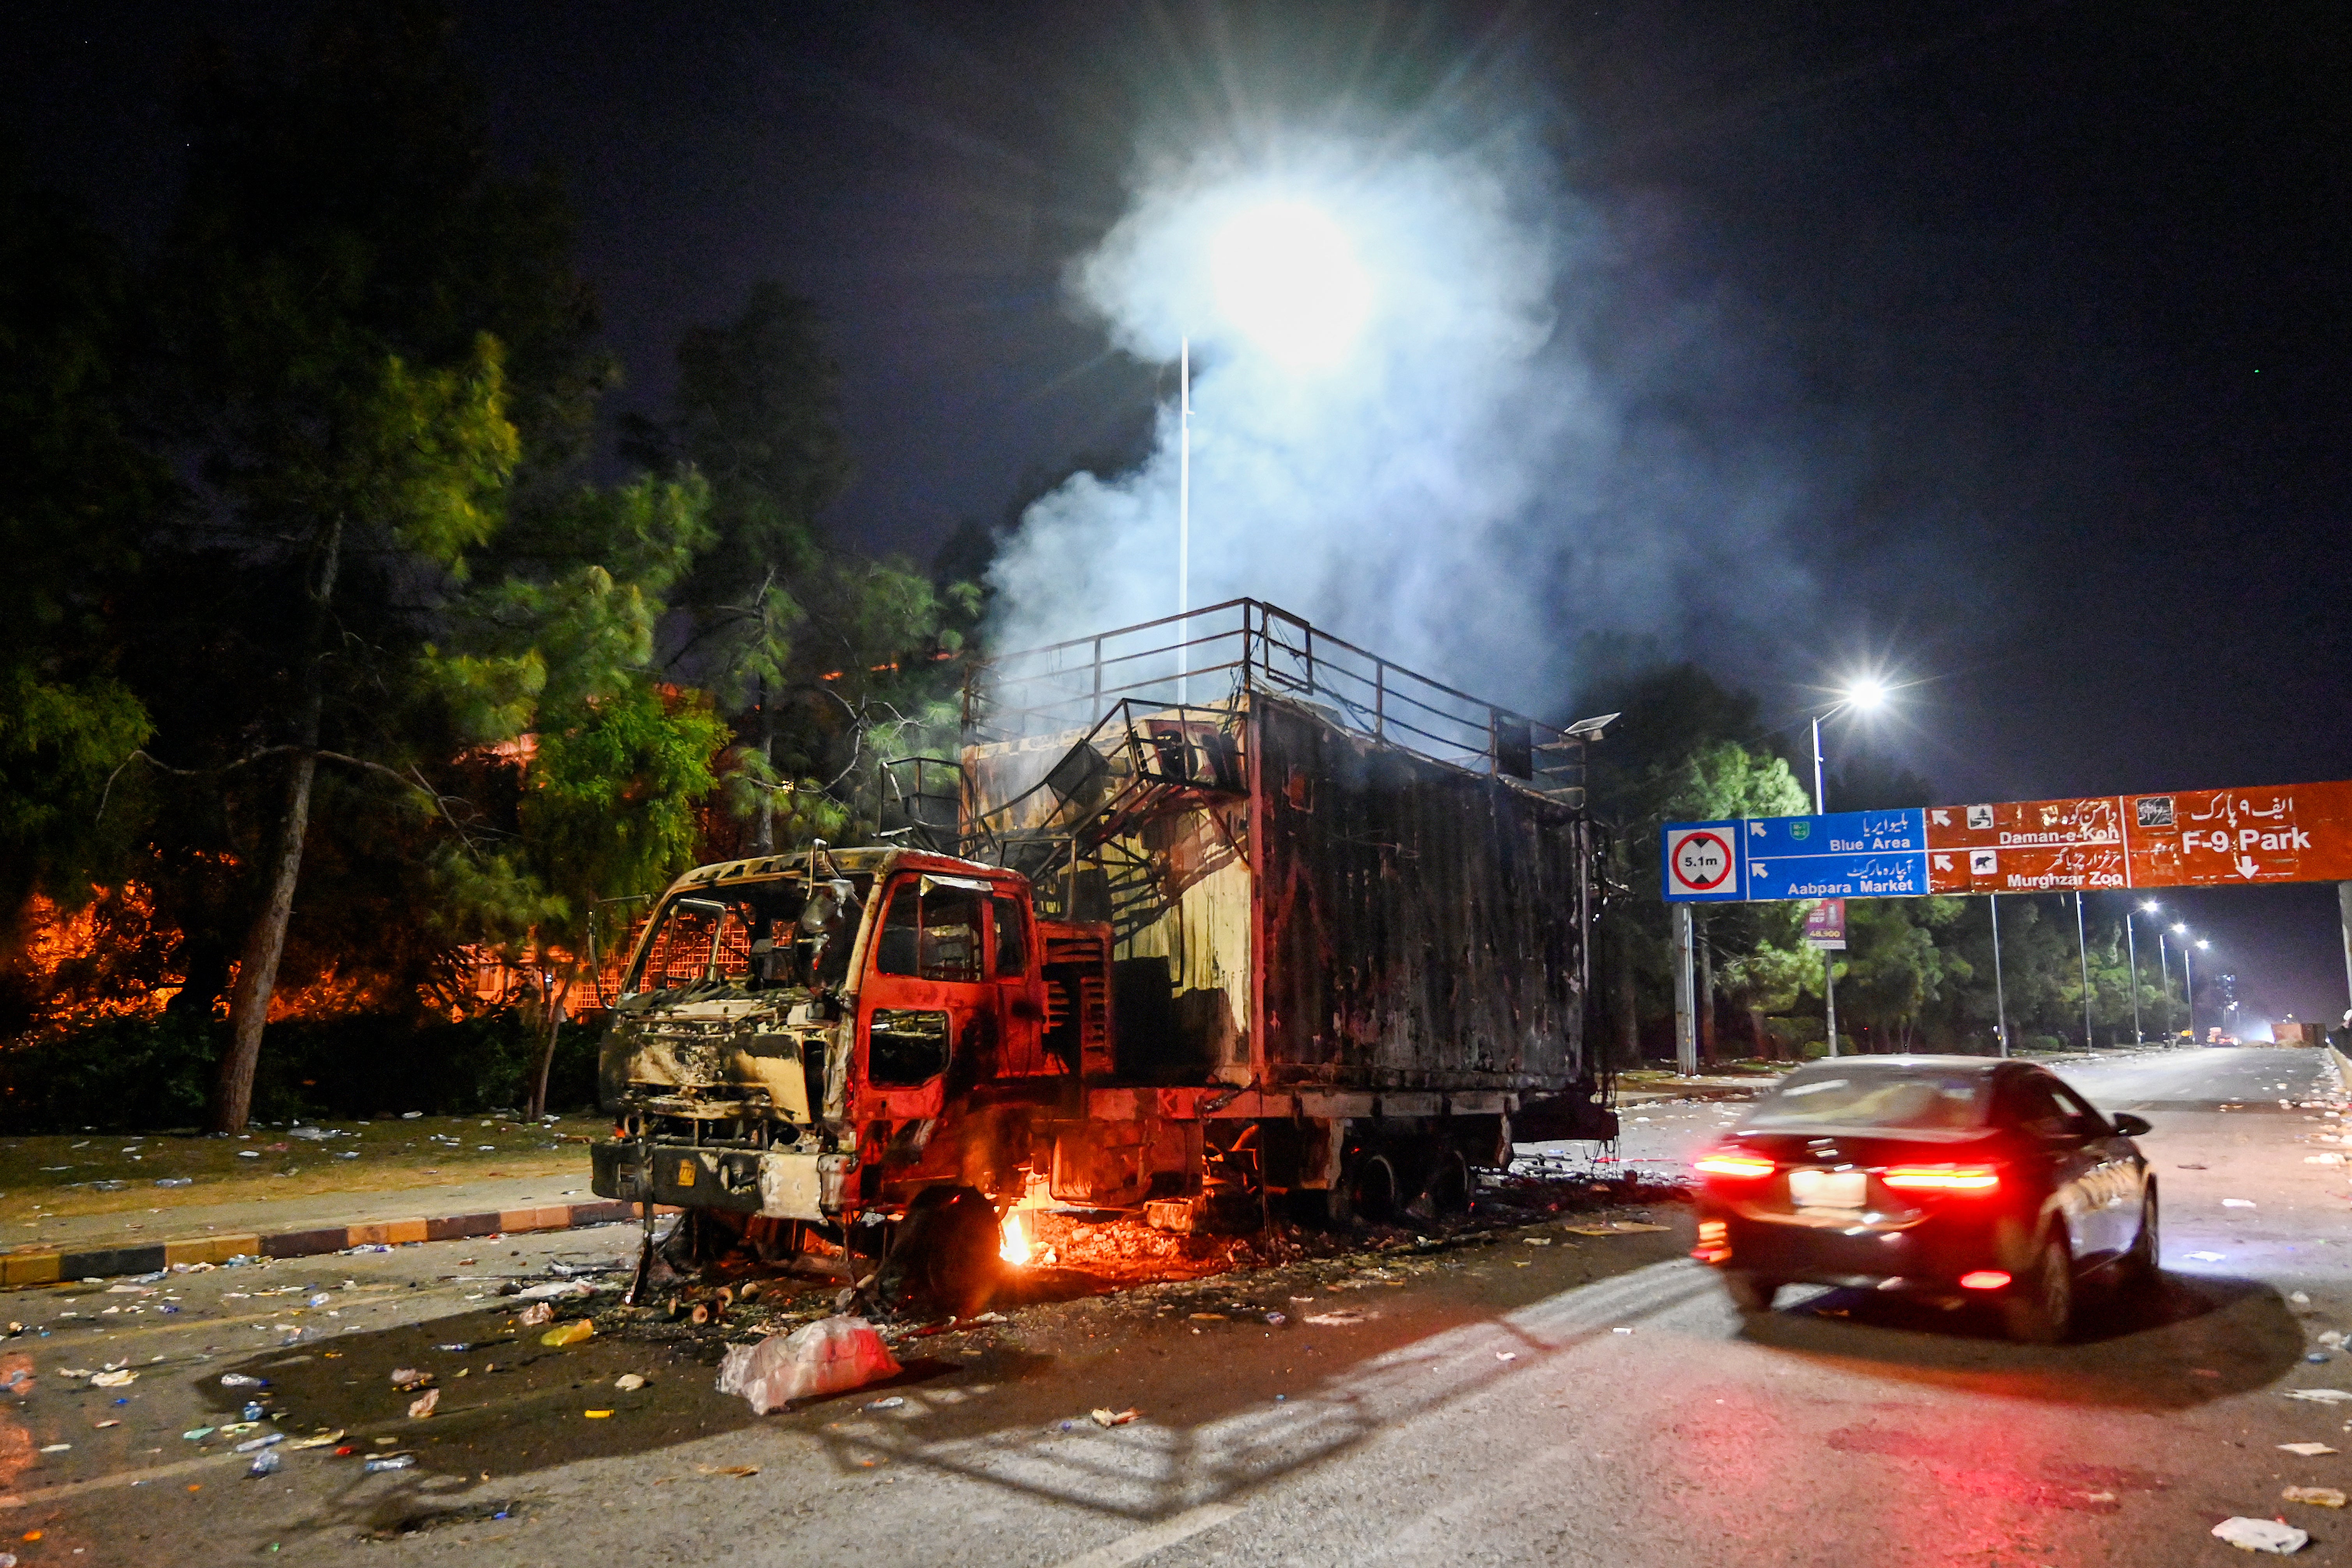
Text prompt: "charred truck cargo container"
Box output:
[[592, 600, 1616, 1303]]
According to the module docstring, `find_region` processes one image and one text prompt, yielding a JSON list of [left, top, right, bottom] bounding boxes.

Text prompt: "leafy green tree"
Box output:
[[627, 283, 968, 853], [426, 475, 728, 1115], [132, 3, 609, 1131], [0, 151, 162, 920]]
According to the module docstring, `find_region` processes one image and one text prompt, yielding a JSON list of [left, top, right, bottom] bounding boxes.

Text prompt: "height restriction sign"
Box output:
[[1664, 823, 1742, 901]]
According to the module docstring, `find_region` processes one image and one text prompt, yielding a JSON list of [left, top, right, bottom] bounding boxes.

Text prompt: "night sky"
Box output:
[[11, 2, 2350, 1028]]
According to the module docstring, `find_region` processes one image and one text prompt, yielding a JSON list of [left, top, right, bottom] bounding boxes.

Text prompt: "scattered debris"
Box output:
[[1303, 1310, 1370, 1326], [864, 1396, 905, 1411], [2211, 1515, 2309, 1554], [363, 1453, 417, 1473], [2280, 1443, 2339, 1456], [614, 1374, 647, 1392], [408, 1388, 440, 1420], [247, 1449, 281, 1478], [2284, 1390, 2352, 1404], [2283, 1487, 2348, 1508], [2224, 1199, 2259, 1209], [696, 1464, 761, 1477], [390, 1369, 433, 1393], [540, 1319, 595, 1347], [517, 1303, 554, 1329], [1091, 1407, 1141, 1427], [89, 1369, 135, 1388], [717, 1316, 901, 1414], [2188, 1252, 2228, 1263], [1561, 1222, 1671, 1236], [219, 1373, 266, 1389]]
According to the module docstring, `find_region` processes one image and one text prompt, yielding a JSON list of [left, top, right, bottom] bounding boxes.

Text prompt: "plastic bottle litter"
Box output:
[[233, 1434, 283, 1453], [363, 1453, 416, 1473], [2213, 1515, 2309, 1553], [242, 1402, 265, 1422], [246, 1450, 281, 1478], [540, 1319, 595, 1347], [220, 1374, 266, 1389], [717, 1316, 901, 1414]]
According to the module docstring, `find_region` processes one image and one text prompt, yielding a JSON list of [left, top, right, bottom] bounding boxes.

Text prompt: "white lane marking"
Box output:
[[1050, 1502, 1245, 1568]]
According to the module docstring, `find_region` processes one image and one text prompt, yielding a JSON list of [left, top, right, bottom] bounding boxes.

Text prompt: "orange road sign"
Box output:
[[1923, 780, 2352, 892]]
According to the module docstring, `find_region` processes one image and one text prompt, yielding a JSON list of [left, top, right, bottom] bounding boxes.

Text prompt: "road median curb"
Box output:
[[0, 1198, 648, 1288]]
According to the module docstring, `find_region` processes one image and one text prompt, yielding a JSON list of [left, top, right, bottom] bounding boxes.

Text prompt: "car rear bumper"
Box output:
[[1698, 1201, 2014, 1291]]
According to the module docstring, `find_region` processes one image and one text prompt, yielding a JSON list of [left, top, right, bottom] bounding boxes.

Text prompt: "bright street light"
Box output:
[[2141, 900, 2160, 913], [2173, 922, 2188, 934], [1844, 677, 1888, 712], [1210, 201, 1371, 368]]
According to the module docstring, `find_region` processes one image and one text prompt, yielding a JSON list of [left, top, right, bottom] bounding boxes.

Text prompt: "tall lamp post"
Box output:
[[2124, 899, 2152, 1045], [2174, 923, 2205, 1046], [1808, 678, 1887, 1058]]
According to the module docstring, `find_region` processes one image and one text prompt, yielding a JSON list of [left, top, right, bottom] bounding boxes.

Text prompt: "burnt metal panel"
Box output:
[[1254, 694, 1583, 1091]]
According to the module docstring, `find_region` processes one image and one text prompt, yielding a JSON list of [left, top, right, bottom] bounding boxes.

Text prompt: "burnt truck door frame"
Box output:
[[856, 871, 998, 1127], [989, 887, 1050, 1074]]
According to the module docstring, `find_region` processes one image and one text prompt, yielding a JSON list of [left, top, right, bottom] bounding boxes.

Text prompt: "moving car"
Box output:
[[1689, 1056, 2157, 1342]]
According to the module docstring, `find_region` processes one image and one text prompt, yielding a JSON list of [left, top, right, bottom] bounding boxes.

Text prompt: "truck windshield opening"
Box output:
[[628, 875, 874, 995]]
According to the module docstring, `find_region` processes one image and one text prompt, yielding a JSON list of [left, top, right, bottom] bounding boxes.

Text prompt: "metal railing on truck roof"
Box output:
[[964, 598, 1589, 795]]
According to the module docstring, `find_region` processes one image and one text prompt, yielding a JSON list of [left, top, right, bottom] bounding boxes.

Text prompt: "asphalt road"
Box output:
[[7, 1047, 2352, 1566]]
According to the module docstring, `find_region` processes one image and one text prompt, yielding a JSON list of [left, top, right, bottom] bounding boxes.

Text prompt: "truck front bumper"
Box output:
[[591, 1141, 854, 1221]]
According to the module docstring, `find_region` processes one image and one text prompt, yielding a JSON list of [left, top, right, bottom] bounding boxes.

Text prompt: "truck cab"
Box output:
[[590, 846, 1107, 1233]]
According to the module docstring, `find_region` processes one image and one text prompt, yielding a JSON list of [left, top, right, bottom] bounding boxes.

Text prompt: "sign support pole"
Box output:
[[2338, 882, 2352, 1032], [2075, 891, 2094, 1051], [1673, 904, 1698, 1076], [1990, 892, 2010, 1059]]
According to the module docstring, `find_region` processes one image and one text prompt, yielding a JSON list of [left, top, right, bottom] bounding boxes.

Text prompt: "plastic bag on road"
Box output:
[[2213, 1516, 2310, 1554], [717, 1316, 900, 1415]]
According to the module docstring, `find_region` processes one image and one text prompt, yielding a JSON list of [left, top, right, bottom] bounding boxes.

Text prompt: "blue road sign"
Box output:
[[1742, 809, 1926, 860], [1744, 850, 1930, 900], [1664, 808, 1932, 901]]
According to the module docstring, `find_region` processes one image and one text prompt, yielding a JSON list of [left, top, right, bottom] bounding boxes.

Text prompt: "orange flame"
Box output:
[[998, 1210, 1031, 1267]]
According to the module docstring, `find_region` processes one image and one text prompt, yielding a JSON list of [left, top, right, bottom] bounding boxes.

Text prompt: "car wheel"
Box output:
[[1721, 1270, 1783, 1315], [2001, 1234, 2073, 1345], [2124, 1187, 2161, 1289]]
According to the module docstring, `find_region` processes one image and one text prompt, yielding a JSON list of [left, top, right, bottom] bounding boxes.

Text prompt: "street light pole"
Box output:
[[2124, 904, 2144, 1045], [1176, 335, 1190, 703], [1810, 713, 1839, 1059], [2182, 938, 2198, 1046], [2156, 928, 2174, 1044], [1990, 892, 2010, 1058]]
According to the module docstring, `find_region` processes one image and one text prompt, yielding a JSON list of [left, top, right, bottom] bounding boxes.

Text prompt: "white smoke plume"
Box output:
[[985, 131, 1819, 716]]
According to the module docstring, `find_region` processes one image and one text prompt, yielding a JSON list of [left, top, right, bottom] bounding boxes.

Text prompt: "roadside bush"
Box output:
[[0, 1010, 603, 1133]]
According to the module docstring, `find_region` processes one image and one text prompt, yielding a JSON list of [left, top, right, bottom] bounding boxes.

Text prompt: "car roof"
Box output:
[[1785, 1055, 2013, 1075]]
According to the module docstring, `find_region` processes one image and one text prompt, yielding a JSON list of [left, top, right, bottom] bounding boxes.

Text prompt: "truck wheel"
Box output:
[[1425, 1150, 1472, 1216], [1349, 1153, 1400, 1224], [880, 1187, 1002, 1319], [1720, 1270, 1782, 1315]]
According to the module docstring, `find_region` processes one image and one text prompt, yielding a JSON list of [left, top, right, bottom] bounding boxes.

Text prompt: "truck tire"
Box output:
[[1349, 1153, 1401, 1225], [1424, 1149, 1472, 1216], [879, 1187, 1002, 1320]]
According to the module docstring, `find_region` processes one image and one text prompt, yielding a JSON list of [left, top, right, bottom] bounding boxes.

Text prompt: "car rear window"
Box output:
[[1745, 1069, 1992, 1131]]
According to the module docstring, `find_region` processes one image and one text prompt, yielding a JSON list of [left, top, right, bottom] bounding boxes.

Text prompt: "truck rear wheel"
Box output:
[[1349, 1153, 1401, 1224], [1425, 1149, 1472, 1216]]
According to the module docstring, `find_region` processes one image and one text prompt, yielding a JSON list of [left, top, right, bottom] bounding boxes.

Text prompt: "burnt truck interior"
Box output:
[[594, 599, 1617, 1312]]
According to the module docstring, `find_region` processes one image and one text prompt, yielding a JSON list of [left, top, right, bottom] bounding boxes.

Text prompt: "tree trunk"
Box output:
[[1612, 925, 1640, 1070], [1696, 915, 1717, 1066], [211, 518, 342, 1134], [751, 675, 775, 854], [526, 968, 571, 1120]]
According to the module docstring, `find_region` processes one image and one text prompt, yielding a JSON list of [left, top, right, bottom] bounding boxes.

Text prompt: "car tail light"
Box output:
[[1881, 1163, 2002, 1193], [1692, 1218, 1731, 1264], [1958, 1270, 2011, 1290], [1695, 1151, 1775, 1180]]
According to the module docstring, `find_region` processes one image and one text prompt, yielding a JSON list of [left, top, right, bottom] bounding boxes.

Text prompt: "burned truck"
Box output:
[[592, 600, 1615, 1305]]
